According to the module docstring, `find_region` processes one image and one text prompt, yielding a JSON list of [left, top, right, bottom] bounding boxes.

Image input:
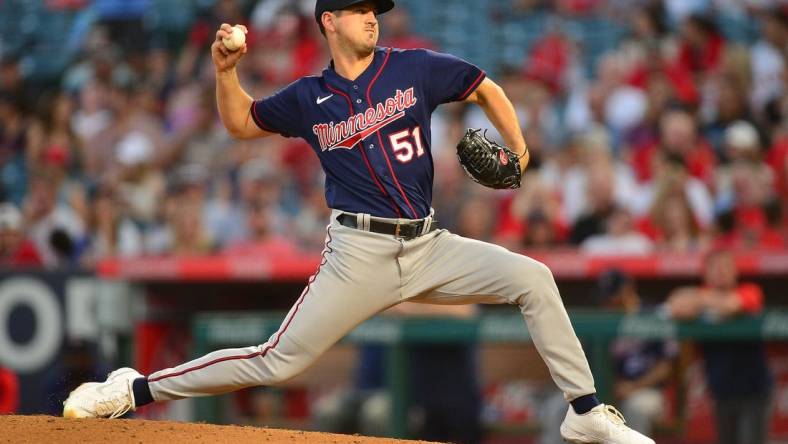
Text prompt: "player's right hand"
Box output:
[[211, 23, 248, 73]]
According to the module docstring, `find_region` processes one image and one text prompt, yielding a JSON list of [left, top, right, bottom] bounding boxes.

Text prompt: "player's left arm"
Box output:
[[464, 78, 529, 173]]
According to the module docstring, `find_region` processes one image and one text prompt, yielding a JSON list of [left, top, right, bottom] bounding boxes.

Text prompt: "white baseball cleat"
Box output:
[[560, 404, 655, 444], [63, 367, 142, 419]]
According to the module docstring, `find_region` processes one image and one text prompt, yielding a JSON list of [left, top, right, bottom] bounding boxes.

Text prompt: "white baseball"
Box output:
[[222, 26, 245, 51]]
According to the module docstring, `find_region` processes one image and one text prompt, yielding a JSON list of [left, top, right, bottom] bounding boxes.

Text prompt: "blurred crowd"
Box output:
[[0, 0, 787, 269]]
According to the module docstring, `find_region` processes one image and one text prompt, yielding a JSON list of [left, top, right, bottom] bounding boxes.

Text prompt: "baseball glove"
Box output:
[[456, 128, 523, 189]]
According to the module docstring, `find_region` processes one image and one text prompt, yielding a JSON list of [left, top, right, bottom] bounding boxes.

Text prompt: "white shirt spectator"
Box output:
[[543, 160, 642, 225], [581, 208, 654, 256], [581, 232, 654, 256], [750, 39, 785, 112], [634, 178, 715, 228], [29, 204, 86, 267], [664, 0, 710, 26]]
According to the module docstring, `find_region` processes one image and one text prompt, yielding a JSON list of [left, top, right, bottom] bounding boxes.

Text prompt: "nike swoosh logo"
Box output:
[[316, 94, 334, 105]]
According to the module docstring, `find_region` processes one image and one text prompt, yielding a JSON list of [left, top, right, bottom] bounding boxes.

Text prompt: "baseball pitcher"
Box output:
[[64, 1, 653, 442]]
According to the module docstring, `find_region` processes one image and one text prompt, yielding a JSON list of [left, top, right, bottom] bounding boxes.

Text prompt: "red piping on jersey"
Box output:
[[457, 70, 486, 101], [249, 102, 277, 133], [148, 227, 335, 384], [325, 83, 403, 218], [368, 48, 419, 219]]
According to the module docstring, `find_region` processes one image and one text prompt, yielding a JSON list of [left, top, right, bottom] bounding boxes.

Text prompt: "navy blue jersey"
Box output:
[[251, 47, 486, 219]]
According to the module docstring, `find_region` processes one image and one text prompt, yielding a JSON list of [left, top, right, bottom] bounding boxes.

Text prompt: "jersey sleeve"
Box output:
[[250, 81, 302, 138], [736, 283, 764, 314], [420, 49, 486, 107]]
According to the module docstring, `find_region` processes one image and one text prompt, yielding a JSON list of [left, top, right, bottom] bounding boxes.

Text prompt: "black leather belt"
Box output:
[[336, 213, 437, 240]]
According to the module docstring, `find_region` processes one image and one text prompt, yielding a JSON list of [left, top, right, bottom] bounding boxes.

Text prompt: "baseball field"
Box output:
[[0, 416, 437, 444]]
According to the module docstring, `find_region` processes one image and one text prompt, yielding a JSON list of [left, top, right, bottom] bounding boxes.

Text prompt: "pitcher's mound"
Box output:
[[0, 415, 438, 444]]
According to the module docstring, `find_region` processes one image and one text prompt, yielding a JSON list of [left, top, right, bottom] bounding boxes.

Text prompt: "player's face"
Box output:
[[704, 252, 737, 290], [334, 2, 379, 56]]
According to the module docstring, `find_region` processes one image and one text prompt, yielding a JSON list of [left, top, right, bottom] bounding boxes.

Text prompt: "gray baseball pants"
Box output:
[[147, 210, 595, 402]]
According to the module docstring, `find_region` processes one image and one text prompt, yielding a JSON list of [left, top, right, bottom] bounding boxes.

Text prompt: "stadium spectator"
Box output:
[[314, 303, 481, 444], [24, 173, 84, 267], [0, 202, 42, 267], [289, 181, 332, 251], [0, 0, 784, 261], [94, 0, 148, 56], [591, 52, 650, 146], [522, 209, 562, 248], [709, 121, 787, 249], [203, 176, 248, 250], [62, 36, 135, 95], [664, 248, 773, 444], [600, 269, 677, 437], [522, 27, 575, 95], [633, 108, 717, 186], [647, 186, 706, 252], [677, 14, 726, 77], [224, 199, 297, 257], [234, 158, 289, 240], [548, 129, 640, 229], [626, 2, 669, 51], [0, 92, 30, 206], [0, 55, 32, 105], [768, 134, 788, 218], [78, 184, 143, 264], [395, 304, 482, 444], [496, 171, 567, 249], [245, 11, 324, 85], [114, 129, 166, 228], [162, 82, 228, 171], [71, 81, 112, 149], [30, 94, 90, 226], [569, 167, 618, 244], [664, 0, 708, 26], [701, 76, 755, 156], [581, 206, 654, 255], [637, 148, 715, 232], [750, 9, 787, 115], [160, 171, 215, 256]]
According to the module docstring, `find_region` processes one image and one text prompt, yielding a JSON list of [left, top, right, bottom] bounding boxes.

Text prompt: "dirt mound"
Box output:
[[0, 415, 438, 444]]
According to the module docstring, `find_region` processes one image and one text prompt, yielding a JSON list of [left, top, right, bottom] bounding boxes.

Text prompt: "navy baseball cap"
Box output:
[[314, 0, 395, 25], [596, 268, 631, 305]]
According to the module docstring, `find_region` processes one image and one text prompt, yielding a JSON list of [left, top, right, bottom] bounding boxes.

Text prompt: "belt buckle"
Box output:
[[397, 222, 420, 240]]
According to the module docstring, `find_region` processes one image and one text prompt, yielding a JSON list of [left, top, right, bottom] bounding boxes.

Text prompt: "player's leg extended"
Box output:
[[147, 224, 402, 400], [402, 230, 654, 443], [64, 219, 403, 416], [402, 230, 594, 400]]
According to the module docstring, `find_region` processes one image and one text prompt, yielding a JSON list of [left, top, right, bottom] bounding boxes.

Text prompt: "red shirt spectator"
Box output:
[[767, 136, 788, 201], [2, 240, 44, 267], [522, 32, 572, 95], [631, 109, 716, 184], [736, 283, 764, 314], [677, 15, 725, 75], [0, 203, 43, 267], [557, 0, 602, 15], [632, 131, 716, 185], [628, 62, 700, 107]]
